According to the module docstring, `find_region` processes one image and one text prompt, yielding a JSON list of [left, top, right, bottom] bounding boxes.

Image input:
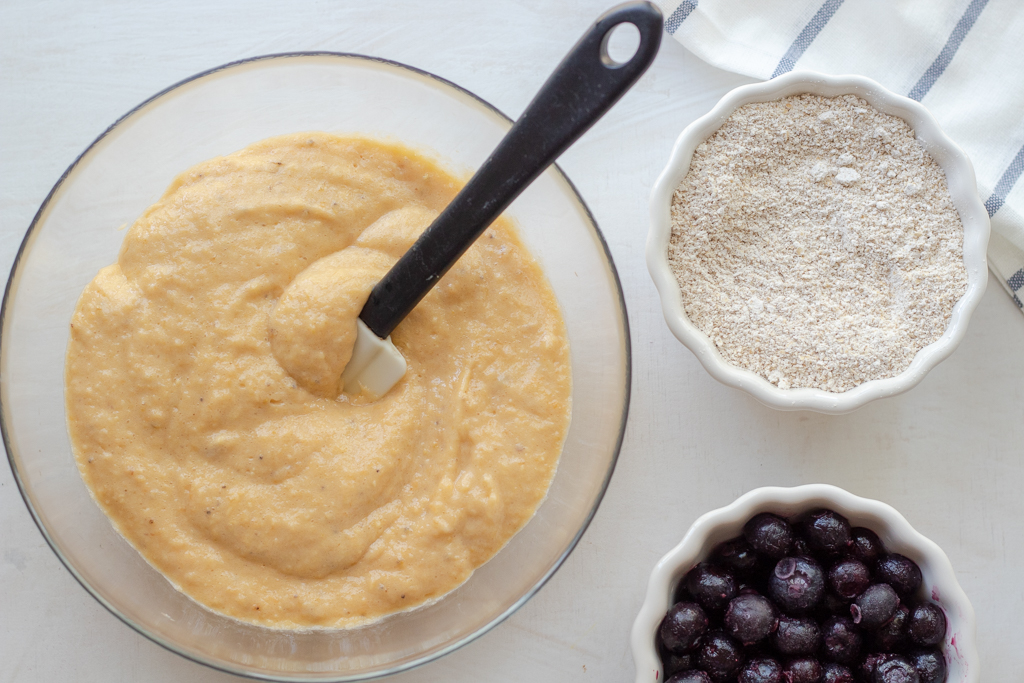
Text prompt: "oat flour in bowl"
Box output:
[[668, 94, 967, 392]]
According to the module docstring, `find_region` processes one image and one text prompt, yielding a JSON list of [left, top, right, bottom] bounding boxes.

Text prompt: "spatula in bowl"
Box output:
[[341, 1, 663, 398]]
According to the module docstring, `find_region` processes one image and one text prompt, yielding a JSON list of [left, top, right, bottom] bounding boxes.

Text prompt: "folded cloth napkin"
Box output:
[[657, 0, 1024, 313]]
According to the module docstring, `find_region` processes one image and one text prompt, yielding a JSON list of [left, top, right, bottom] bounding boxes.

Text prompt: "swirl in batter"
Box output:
[[65, 133, 571, 628]]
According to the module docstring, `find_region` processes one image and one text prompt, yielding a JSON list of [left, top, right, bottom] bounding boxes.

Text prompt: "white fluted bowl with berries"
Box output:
[[631, 484, 978, 683]]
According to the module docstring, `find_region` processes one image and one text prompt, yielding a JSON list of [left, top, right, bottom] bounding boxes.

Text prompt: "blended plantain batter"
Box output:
[[65, 133, 571, 628]]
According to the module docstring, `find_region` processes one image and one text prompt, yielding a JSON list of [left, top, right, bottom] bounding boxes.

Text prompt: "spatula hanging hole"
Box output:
[[601, 21, 641, 68]]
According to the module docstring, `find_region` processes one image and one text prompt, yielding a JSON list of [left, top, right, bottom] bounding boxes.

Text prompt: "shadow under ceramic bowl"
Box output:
[[631, 484, 978, 683], [2, 53, 630, 681], [647, 71, 990, 414]]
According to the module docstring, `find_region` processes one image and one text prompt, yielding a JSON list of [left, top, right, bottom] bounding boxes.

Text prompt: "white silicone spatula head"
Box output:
[[340, 319, 408, 399]]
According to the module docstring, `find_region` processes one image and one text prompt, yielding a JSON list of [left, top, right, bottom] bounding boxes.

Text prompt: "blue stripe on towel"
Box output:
[[1003, 282, 1019, 309], [771, 0, 846, 78], [1009, 269, 1024, 293], [666, 0, 699, 35], [908, 0, 990, 101], [984, 142, 1024, 217]]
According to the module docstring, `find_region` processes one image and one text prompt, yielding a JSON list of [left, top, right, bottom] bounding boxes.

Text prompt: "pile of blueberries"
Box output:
[[657, 509, 947, 683]]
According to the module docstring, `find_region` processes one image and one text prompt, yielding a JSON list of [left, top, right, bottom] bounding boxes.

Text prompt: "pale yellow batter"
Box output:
[[65, 133, 571, 628]]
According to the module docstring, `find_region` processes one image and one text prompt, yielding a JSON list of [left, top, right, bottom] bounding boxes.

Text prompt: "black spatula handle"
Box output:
[[360, 1, 663, 338]]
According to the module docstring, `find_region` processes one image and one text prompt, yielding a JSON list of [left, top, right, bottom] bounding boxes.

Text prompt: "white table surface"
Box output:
[[2, 1, 1022, 681]]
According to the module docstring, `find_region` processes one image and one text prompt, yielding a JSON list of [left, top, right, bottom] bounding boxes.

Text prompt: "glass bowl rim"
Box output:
[[1, 50, 633, 681]]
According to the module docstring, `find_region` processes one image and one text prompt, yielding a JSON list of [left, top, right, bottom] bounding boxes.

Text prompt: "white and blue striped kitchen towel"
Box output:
[[657, 0, 1024, 313]]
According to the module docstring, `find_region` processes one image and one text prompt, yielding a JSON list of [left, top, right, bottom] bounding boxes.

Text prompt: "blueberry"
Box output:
[[821, 616, 862, 665], [858, 653, 889, 682], [725, 593, 778, 645], [744, 513, 795, 559], [873, 655, 920, 683], [660, 602, 708, 653], [738, 657, 783, 683], [852, 584, 900, 629], [685, 563, 739, 613], [768, 556, 825, 614], [906, 603, 946, 647], [821, 662, 855, 683], [803, 510, 852, 555], [715, 537, 761, 575], [827, 559, 871, 601], [667, 670, 714, 683], [697, 631, 745, 683], [771, 615, 821, 656], [783, 657, 823, 683], [873, 604, 910, 652], [849, 528, 884, 565], [908, 648, 947, 683], [875, 555, 922, 599]]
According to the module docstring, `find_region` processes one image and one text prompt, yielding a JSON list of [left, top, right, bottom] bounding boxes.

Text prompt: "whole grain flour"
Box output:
[[668, 94, 967, 392]]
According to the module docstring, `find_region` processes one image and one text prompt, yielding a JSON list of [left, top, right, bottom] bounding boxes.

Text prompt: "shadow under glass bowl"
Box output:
[[2, 53, 631, 681]]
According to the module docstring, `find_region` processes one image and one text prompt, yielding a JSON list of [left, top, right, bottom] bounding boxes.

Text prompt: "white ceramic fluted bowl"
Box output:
[[647, 72, 990, 414], [631, 484, 978, 683]]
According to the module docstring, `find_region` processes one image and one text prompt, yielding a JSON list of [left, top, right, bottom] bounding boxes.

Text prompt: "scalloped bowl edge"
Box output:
[[630, 484, 978, 683], [647, 71, 991, 414]]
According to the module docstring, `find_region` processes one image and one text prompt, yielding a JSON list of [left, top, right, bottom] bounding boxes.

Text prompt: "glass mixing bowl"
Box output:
[[1, 53, 631, 680]]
